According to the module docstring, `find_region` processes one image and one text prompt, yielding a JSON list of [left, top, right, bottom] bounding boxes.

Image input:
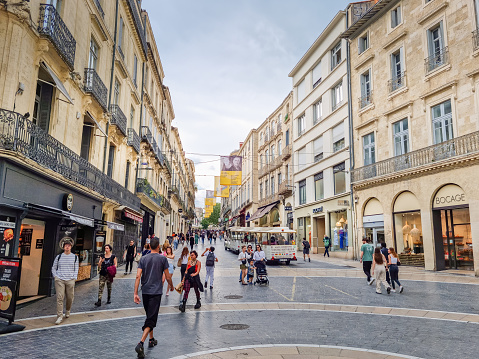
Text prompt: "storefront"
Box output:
[[433, 185, 473, 271], [0, 160, 102, 297], [362, 198, 385, 247], [329, 209, 349, 252], [140, 205, 155, 247]]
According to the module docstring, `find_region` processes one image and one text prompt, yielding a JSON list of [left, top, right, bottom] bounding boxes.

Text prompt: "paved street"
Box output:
[[2, 240, 479, 358]]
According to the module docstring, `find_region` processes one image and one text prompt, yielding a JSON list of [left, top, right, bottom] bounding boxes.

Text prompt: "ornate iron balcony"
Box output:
[[127, 128, 140, 153], [282, 144, 292, 160], [109, 105, 127, 136], [359, 91, 372, 109], [0, 108, 140, 211], [125, 0, 147, 56], [93, 0, 104, 18], [84, 68, 108, 111], [278, 180, 293, 196], [163, 156, 172, 174], [473, 30, 479, 51], [388, 72, 406, 93], [425, 47, 449, 74], [136, 178, 166, 210], [38, 4, 76, 70], [141, 126, 152, 143], [351, 130, 479, 183]]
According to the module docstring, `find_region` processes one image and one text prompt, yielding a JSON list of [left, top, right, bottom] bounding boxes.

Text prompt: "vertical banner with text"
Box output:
[[220, 156, 242, 186]]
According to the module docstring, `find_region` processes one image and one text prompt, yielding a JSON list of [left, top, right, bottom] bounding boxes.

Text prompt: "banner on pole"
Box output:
[[220, 156, 242, 185]]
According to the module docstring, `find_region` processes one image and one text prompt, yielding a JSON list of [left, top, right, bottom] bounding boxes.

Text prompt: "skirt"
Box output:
[[240, 264, 247, 270]]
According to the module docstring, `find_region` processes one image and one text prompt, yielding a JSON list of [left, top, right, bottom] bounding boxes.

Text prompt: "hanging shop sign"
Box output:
[[284, 206, 292, 211], [0, 257, 22, 323], [62, 193, 74, 211], [433, 185, 467, 208]]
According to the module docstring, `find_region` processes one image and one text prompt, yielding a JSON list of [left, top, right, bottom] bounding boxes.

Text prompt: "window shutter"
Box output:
[[438, 21, 444, 49], [38, 84, 53, 132], [313, 136, 323, 154], [80, 125, 92, 160], [332, 122, 344, 143], [312, 62, 321, 85]]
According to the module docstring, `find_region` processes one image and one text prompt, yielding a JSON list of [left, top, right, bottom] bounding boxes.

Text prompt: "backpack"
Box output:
[[56, 253, 78, 271], [206, 252, 215, 267], [303, 241, 310, 249]]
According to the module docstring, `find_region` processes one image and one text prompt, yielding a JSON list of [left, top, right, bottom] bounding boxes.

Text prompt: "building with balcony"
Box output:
[[253, 93, 293, 229], [289, 11, 352, 258], [343, 0, 479, 274], [0, 1, 194, 298]]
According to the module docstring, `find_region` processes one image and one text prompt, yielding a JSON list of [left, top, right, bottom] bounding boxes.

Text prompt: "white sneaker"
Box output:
[[368, 278, 375, 285], [390, 289, 396, 293], [55, 316, 63, 325], [399, 286, 404, 293], [65, 311, 70, 318]]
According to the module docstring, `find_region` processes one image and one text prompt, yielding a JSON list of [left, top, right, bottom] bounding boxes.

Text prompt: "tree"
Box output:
[[201, 203, 220, 229]]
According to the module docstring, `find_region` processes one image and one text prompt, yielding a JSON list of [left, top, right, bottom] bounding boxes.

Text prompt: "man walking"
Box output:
[[202, 246, 218, 289], [134, 237, 174, 358], [302, 238, 311, 262], [124, 240, 137, 275], [323, 235, 330, 257], [51, 237, 79, 325], [380, 242, 392, 286], [360, 238, 375, 285]]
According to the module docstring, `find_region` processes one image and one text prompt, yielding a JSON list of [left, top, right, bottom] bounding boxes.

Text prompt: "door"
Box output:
[[441, 208, 473, 270], [19, 219, 45, 297]]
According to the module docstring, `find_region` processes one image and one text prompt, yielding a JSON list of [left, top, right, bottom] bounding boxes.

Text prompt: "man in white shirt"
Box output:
[[51, 237, 79, 325]]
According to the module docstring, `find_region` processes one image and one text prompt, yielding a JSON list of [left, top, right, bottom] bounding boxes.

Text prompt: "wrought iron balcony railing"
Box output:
[[163, 156, 172, 174], [473, 30, 479, 51], [109, 105, 127, 136], [117, 45, 125, 60], [125, 0, 147, 56], [282, 144, 292, 160], [0, 109, 140, 210], [38, 4, 76, 70], [269, 155, 282, 171], [141, 126, 152, 143], [278, 180, 293, 195], [425, 47, 449, 74], [136, 178, 166, 210], [127, 128, 140, 153], [388, 72, 406, 93], [351, 131, 479, 183], [259, 164, 270, 178], [359, 91, 372, 109], [93, 0, 104, 18], [162, 197, 172, 213], [84, 68, 108, 111]]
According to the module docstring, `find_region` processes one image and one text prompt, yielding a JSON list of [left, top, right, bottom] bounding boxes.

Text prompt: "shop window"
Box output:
[[298, 180, 306, 205], [329, 211, 348, 251], [271, 208, 280, 223], [333, 162, 346, 195], [394, 211, 423, 255], [314, 172, 324, 201]]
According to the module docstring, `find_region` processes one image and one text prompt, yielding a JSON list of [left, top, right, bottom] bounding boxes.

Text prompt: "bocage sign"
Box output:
[[433, 185, 468, 209]]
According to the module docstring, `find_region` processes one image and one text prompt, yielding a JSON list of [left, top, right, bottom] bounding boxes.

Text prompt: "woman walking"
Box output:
[[179, 250, 203, 312], [179, 247, 189, 281], [238, 246, 249, 285], [141, 243, 151, 256], [371, 247, 391, 295], [388, 248, 404, 293], [253, 244, 266, 263], [95, 244, 117, 306], [164, 246, 175, 296]]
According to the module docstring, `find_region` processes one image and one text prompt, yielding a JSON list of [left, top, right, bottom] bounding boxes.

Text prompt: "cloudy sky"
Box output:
[[143, 0, 351, 208]]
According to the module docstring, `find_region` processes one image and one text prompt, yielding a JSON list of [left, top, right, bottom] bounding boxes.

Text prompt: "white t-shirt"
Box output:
[[238, 252, 250, 263], [181, 254, 189, 265]]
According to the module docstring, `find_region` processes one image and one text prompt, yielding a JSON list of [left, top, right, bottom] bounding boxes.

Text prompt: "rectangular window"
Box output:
[[118, 17, 124, 52], [125, 161, 130, 188], [332, 82, 343, 111], [313, 136, 323, 162], [113, 79, 120, 105], [314, 172, 324, 201], [107, 145, 115, 178], [432, 100, 453, 144], [312, 61, 322, 88], [278, 140, 282, 156], [313, 99, 322, 125], [426, 21, 446, 72], [270, 145, 275, 161], [133, 54, 138, 87], [89, 37, 99, 70], [298, 147, 307, 171], [331, 42, 342, 70], [259, 183, 263, 200], [129, 106, 135, 128], [362, 132, 375, 165], [297, 80, 305, 103], [359, 33, 369, 54], [360, 70, 371, 108], [391, 6, 401, 28], [265, 179, 269, 196], [393, 118, 409, 156], [299, 180, 306, 205], [390, 48, 404, 92], [271, 176, 275, 195], [265, 149, 269, 164], [332, 122, 345, 152], [297, 115, 305, 136], [278, 172, 282, 187], [80, 124, 92, 161], [333, 162, 346, 195], [285, 129, 290, 146]]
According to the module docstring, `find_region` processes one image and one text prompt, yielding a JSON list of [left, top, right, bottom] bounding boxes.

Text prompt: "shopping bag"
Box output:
[[175, 282, 184, 294]]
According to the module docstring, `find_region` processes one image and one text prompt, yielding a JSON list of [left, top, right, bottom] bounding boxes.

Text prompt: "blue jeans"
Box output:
[[389, 264, 401, 289]]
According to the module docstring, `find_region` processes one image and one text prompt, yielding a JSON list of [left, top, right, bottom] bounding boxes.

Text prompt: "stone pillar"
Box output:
[[420, 206, 436, 271]]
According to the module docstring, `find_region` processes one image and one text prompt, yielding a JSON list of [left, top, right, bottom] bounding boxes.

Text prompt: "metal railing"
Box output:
[[359, 91, 372, 109], [388, 72, 406, 93], [127, 128, 140, 153], [84, 68, 108, 111], [278, 180, 293, 195], [425, 47, 449, 74], [351, 131, 479, 183], [125, 0, 147, 56], [141, 126, 152, 143], [473, 30, 479, 51], [259, 164, 270, 178], [163, 156, 172, 174], [136, 178, 166, 210], [0, 108, 140, 210], [282, 144, 292, 160], [93, 0, 104, 17], [332, 100, 343, 112], [109, 105, 127, 136], [117, 45, 125, 60], [270, 155, 283, 170], [38, 4, 76, 70]]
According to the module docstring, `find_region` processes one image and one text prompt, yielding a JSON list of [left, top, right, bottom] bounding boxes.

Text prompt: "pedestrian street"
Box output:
[[2, 240, 479, 359]]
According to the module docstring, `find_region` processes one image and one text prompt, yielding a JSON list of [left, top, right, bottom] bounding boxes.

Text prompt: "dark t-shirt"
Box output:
[[126, 244, 135, 258], [138, 252, 168, 295], [380, 247, 389, 263]]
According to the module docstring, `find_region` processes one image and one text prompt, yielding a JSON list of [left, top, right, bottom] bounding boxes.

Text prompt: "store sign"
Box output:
[[0, 257, 22, 323], [313, 207, 323, 214], [124, 210, 143, 223], [178, 209, 183, 213], [433, 185, 467, 208], [284, 206, 292, 211], [0, 218, 15, 257], [338, 200, 350, 207], [63, 193, 74, 211], [95, 231, 106, 253]]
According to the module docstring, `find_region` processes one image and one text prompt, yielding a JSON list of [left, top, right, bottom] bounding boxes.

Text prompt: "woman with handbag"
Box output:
[[238, 246, 250, 285], [388, 248, 404, 293], [179, 247, 189, 281], [179, 250, 202, 312], [164, 246, 175, 296], [95, 244, 117, 306]]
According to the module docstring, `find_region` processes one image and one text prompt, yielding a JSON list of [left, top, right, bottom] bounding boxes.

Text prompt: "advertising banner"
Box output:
[[220, 156, 242, 185], [0, 218, 15, 257], [205, 198, 215, 207], [206, 190, 215, 198], [215, 176, 230, 198], [0, 257, 22, 323]]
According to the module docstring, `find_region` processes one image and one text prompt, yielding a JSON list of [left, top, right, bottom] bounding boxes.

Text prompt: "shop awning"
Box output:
[[24, 203, 95, 227], [86, 111, 107, 137], [94, 219, 125, 231], [247, 202, 279, 222], [40, 61, 74, 105], [123, 208, 143, 223], [68, 213, 94, 227]]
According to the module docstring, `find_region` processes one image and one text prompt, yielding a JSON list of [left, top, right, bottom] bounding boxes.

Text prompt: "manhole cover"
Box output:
[[224, 295, 243, 299], [220, 324, 250, 330]]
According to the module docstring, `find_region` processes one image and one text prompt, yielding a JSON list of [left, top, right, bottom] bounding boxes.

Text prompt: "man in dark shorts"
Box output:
[[134, 237, 174, 358], [302, 238, 311, 262]]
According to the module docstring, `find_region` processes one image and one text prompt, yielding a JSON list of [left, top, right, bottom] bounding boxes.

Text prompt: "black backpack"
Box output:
[[206, 252, 215, 266]]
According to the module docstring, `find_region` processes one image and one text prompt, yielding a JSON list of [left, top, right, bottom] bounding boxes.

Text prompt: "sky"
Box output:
[[143, 0, 351, 208]]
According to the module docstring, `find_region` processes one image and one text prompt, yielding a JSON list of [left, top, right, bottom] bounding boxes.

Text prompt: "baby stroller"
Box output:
[[254, 261, 269, 286]]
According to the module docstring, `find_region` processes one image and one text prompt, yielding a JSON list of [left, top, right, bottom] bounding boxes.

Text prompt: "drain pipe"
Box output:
[[103, 0, 119, 173]]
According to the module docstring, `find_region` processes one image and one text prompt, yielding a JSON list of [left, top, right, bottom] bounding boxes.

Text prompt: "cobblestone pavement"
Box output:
[[5, 241, 479, 358]]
